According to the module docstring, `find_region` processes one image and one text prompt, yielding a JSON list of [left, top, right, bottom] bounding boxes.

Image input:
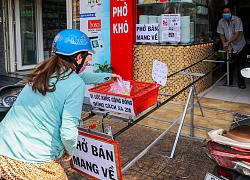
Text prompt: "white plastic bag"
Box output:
[[108, 76, 130, 95]]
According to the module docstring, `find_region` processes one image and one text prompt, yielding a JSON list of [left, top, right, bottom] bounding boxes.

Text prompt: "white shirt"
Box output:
[[217, 15, 246, 52]]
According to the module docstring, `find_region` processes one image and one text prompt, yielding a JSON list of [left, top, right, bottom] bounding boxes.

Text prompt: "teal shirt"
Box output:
[[0, 71, 112, 163]]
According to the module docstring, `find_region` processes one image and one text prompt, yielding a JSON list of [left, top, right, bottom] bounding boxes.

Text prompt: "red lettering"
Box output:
[[88, 20, 101, 29], [22, 6, 32, 11]]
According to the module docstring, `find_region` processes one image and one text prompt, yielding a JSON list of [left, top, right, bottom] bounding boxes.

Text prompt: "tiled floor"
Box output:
[[199, 75, 250, 104], [137, 72, 250, 140]]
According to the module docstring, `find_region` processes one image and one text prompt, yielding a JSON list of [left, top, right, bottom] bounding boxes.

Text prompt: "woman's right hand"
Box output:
[[60, 151, 73, 162]]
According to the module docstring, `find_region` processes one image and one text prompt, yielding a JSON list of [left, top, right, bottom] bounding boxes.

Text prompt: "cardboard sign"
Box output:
[[89, 92, 135, 115], [152, 60, 168, 86], [71, 129, 123, 180], [136, 23, 159, 43]]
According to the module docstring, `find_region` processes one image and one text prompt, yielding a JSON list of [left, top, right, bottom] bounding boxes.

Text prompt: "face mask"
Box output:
[[73, 52, 91, 74], [222, 13, 231, 20], [78, 61, 88, 74], [77, 54, 92, 73]]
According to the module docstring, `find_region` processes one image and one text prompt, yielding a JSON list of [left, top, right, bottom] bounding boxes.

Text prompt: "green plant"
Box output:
[[93, 60, 113, 73]]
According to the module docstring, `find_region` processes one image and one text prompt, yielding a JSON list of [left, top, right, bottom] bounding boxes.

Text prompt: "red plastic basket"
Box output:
[[88, 80, 160, 115]]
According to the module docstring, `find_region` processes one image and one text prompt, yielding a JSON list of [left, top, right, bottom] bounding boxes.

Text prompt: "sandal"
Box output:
[[238, 84, 246, 89]]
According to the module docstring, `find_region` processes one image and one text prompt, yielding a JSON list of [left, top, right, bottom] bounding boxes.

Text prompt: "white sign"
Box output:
[[89, 92, 135, 115], [136, 23, 159, 43], [123, 81, 131, 92], [152, 60, 168, 86], [71, 130, 123, 179], [161, 14, 180, 42]]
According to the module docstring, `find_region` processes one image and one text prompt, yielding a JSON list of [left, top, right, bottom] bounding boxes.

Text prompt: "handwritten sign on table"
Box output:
[[152, 60, 168, 86]]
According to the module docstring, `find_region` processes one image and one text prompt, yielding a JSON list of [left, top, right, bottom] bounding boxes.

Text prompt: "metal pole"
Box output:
[[190, 75, 194, 137], [170, 85, 193, 158], [193, 84, 204, 117], [122, 115, 180, 173], [227, 51, 230, 86]]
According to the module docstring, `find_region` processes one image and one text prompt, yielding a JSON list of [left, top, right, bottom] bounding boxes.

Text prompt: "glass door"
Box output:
[[15, 0, 43, 70], [42, 0, 67, 59]]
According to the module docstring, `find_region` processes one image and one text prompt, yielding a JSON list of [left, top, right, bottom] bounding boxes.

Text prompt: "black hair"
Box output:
[[72, 51, 89, 74], [56, 51, 90, 74], [222, 3, 233, 12], [57, 54, 73, 63]]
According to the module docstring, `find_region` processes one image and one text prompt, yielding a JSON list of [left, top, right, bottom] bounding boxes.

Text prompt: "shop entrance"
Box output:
[[18, 0, 67, 69], [14, 0, 43, 71], [3, 0, 67, 72]]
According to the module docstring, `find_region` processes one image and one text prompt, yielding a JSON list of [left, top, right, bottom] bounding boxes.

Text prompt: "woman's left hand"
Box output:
[[111, 74, 119, 78], [111, 74, 120, 81]]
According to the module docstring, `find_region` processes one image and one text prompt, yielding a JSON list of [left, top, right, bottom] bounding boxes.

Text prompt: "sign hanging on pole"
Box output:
[[70, 128, 123, 180]]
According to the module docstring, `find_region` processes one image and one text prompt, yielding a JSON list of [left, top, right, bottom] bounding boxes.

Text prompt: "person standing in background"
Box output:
[[217, 3, 249, 89]]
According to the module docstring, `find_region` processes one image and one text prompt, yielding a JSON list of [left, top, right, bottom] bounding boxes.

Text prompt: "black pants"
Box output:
[[228, 44, 249, 85]]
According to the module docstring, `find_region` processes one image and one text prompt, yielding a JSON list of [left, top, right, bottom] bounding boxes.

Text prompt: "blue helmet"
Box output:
[[51, 29, 95, 55]]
